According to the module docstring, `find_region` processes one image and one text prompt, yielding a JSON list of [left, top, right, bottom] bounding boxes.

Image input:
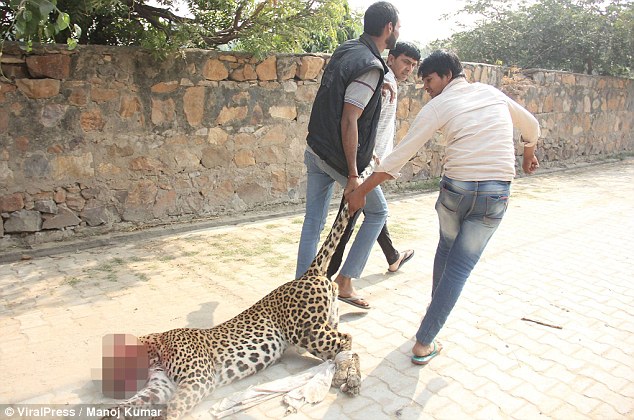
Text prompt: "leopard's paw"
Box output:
[[332, 352, 361, 396]]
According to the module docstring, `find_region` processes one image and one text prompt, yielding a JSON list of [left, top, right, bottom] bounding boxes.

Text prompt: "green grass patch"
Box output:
[[65, 277, 81, 286]]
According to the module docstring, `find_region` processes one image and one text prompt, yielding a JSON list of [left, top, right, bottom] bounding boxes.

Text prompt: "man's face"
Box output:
[[387, 53, 418, 82], [386, 20, 400, 50], [422, 72, 452, 98]]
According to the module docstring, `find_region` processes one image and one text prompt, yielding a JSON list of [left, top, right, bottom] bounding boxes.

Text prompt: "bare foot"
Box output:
[[388, 249, 414, 272], [335, 274, 354, 297], [335, 275, 370, 309]]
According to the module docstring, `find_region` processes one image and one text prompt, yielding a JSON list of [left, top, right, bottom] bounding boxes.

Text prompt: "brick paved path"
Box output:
[[1, 159, 633, 419]]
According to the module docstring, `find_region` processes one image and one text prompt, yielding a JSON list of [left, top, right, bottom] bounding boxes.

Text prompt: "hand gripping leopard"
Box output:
[[103, 198, 360, 419]]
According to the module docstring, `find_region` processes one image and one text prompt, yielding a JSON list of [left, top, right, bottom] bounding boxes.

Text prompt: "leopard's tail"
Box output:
[[302, 198, 356, 279]]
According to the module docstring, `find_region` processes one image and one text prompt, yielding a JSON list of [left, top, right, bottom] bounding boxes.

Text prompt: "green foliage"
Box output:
[[435, 0, 633, 77], [1, 0, 81, 52], [2, 0, 361, 56]]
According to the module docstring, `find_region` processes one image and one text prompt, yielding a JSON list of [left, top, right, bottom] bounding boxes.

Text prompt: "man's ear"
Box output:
[[385, 21, 393, 36]]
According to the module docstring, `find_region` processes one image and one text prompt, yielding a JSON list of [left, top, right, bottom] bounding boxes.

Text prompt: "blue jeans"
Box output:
[[416, 176, 511, 345], [295, 149, 388, 279]]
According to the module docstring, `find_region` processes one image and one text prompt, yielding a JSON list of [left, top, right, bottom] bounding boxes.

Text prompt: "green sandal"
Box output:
[[411, 341, 441, 365]]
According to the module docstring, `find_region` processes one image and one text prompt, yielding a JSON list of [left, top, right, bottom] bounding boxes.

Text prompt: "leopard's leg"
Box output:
[[299, 326, 361, 396], [101, 366, 176, 419], [163, 378, 215, 420]]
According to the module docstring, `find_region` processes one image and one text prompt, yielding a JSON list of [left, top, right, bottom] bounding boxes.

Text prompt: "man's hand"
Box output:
[[522, 146, 539, 174], [523, 155, 539, 174], [381, 81, 396, 103], [344, 177, 361, 198], [347, 188, 366, 214]]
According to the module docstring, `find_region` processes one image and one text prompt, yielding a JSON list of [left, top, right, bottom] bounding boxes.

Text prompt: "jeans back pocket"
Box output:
[[483, 195, 509, 226]]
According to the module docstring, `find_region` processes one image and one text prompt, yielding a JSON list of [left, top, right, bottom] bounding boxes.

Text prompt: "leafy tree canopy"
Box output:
[[1, 0, 362, 56], [432, 0, 633, 77]]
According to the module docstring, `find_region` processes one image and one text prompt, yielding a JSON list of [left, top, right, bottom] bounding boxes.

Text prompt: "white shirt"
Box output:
[[373, 69, 397, 161], [376, 77, 541, 181]]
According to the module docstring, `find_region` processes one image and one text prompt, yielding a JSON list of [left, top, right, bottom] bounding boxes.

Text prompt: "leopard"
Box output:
[[103, 199, 361, 419]]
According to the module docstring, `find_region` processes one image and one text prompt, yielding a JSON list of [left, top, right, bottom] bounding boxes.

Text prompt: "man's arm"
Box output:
[[506, 96, 541, 175], [347, 171, 393, 213], [522, 144, 539, 174], [341, 102, 364, 195]]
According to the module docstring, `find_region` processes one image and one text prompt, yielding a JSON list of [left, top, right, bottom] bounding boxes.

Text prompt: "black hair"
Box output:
[[388, 41, 421, 61], [364, 1, 399, 37], [418, 49, 464, 80]]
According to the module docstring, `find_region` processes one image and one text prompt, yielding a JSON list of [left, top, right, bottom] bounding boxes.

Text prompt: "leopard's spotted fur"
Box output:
[[105, 200, 360, 419]]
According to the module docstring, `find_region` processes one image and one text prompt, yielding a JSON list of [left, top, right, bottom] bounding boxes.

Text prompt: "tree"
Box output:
[[1, 0, 82, 52], [1, 0, 362, 56], [433, 0, 633, 77]]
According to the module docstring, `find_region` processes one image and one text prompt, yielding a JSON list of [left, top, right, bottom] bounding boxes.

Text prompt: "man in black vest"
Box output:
[[295, 1, 400, 310]]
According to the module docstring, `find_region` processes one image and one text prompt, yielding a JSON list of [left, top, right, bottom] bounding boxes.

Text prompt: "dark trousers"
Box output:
[[327, 202, 399, 279]]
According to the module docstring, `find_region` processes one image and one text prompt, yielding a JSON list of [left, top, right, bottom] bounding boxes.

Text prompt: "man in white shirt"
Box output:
[[327, 42, 421, 280], [347, 50, 540, 364]]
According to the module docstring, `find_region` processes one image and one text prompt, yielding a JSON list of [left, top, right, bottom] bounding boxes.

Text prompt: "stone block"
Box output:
[[0, 82, 18, 102], [233, 149, 255, 167], [183, 86, 205, 127], [4, 210, 42, 233], [81, 204, 116, 227], [26, 54, 71, 79], [123, 180, 158, 222], [129, 156, 166, 172], [68, 86, 89, 106], [256, 146, 285, 164], [230, 65, 257, 81], [207, 127, 229, 145], [65, 192, 86, 212], [203, 59, 229, 81], [53, 153, 94, 180], [40, 104, 68, 128], [0, 161, 13, 184], [201, 146, 232, 168], [271, 169, 287, 192], [16, 78, 60, 99], [119, 95, 143, 118], [34, 200, 58, 214], [91, 87, 119, 103], [151, 81, 180, 93], [80, 109, 105, 132], [216, 106, 248, 125], [151, 98, 176, 125], [42, 204, 81, 229], [256, 56, 277, 81], [1, 63, 29, 79], [235, 182, 268, 205], [260, 125, 288, 145], [297, 56, 324, 80], [269, 105, 297, 120], [276, 56, 298, 81], [153, 189, 177, 218], [0, 193, 24, 212]]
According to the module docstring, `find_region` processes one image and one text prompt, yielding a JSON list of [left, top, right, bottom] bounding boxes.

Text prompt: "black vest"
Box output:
[[307, 34, 388, 177]]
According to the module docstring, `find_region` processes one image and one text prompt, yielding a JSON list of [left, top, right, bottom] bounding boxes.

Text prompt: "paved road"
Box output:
[[1, 159, 633, 419]]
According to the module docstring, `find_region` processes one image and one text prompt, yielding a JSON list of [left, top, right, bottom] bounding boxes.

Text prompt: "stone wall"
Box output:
[[1, 43, 633, 249]]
